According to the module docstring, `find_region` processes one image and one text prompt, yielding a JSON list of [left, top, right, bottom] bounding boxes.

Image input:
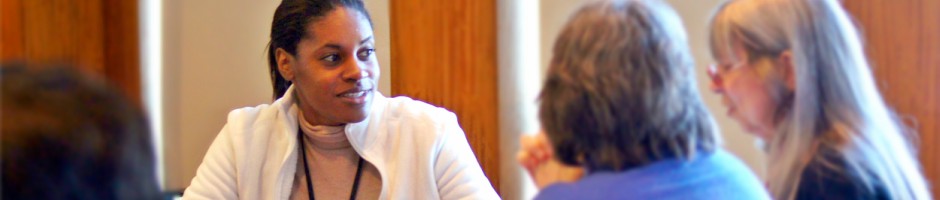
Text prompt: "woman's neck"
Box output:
[[299, 111, 353, 151]]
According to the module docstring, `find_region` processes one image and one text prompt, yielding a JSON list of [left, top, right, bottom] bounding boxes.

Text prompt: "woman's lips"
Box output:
[[339, 90, 367, 98], [337, 88, 371, 105]]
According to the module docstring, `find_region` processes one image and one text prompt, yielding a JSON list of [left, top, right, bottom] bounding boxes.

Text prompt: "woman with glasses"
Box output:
[[706, 0, 931, 199]]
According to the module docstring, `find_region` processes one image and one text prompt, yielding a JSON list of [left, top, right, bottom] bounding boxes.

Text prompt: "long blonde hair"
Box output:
[[708, 0, 930, 199]]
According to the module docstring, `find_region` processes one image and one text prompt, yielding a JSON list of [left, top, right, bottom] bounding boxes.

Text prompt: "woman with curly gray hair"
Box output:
[[518, 0, 769, 199]]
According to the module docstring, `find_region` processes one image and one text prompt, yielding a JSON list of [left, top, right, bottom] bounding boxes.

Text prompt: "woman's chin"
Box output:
[[338, 110, 369, 124], [347, 115, 368, 124], [732, 120, 766, 139], [333, 98, 372, 124], [745, 126, 774, 141], [728, 114, 771, 139]]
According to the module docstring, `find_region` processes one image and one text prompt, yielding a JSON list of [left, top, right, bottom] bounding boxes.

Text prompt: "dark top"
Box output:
[[795, 149, 889, 200]]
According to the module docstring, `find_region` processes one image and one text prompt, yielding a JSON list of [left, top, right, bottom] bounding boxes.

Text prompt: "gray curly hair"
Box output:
[[539, 0, 720, 172]]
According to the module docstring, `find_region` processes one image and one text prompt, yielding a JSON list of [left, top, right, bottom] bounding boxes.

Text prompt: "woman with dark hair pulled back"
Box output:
[[183, 1, 498, 199]]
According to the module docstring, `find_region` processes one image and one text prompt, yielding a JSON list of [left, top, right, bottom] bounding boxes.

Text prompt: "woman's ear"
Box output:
[[777, 51, 796, 91], [276, 48, 295, 81]]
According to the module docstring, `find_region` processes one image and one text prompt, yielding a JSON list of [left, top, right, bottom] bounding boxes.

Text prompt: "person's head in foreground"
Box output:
[[1, 63, 160, 200], [534, 0, 767, 199], [707, 0, 931, 199]]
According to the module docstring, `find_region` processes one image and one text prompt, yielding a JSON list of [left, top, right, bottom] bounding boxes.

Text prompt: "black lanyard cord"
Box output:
[[298, 128, 364, 200]]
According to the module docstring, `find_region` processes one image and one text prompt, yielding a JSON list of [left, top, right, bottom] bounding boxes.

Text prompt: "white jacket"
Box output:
[[183, 86, 499, 200]]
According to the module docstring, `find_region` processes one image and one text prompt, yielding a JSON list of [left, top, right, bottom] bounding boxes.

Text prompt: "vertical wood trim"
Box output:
[[102, 0, 141, 104], [389, 0, 501, 194], [1, 0, 24, 61], [21, 0, 106, 74], [6, 0, 140, 105], [843, 1, 940, 198]]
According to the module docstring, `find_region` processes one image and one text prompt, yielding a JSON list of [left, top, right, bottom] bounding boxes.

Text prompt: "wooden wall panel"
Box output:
[[1, 0, 24, 60], [844, 1, 940, 198], [389, 0, 501, 194], [101, 0, 141, 104], [22, 0, 106, 74], [1, 0, 140, 104]]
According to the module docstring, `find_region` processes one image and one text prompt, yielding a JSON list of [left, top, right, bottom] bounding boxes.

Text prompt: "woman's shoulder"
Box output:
[[216, 101, 295, 146], [224, 103, 282, 129], [537, 149, 769, 200], [380, 95, 458, 126], [366, 95, 464, 149], [223, 90, 297, 130], [641, 149, 767, 199], [796, 151, 889, 200]]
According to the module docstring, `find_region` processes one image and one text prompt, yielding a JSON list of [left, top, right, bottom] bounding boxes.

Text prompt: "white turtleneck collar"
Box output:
[[297, 111, 351, 150]]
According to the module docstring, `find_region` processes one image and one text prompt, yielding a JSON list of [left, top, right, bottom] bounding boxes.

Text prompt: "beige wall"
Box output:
[[160, 0, 391, 190]]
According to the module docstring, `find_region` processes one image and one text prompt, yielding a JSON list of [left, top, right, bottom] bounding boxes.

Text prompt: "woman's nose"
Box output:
[[343, 62, 369, 81], [707, 64, 724, 93]]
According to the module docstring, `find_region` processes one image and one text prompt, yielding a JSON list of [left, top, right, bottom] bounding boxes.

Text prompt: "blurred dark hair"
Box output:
[[267, 0, 373, 99], [1, 63, 160, 199], [539, 0, 718, 172]]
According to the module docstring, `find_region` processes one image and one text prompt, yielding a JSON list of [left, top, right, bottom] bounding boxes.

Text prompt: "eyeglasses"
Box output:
[[708, 51, 782, 89], [707, 62, 738, 87]]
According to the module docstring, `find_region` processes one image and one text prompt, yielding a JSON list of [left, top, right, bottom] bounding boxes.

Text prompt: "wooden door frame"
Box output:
[[389, 0, 501, 193], [0, 0, 140, 104]]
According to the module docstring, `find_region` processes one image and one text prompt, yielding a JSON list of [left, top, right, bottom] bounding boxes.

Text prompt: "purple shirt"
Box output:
[[535, 149, 770, 200]]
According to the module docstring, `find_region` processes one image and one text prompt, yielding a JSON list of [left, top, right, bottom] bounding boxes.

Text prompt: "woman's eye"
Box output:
[[357, 49, 375, 59], [721, 63, 733, 71], [321, 54, 340, 63]]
